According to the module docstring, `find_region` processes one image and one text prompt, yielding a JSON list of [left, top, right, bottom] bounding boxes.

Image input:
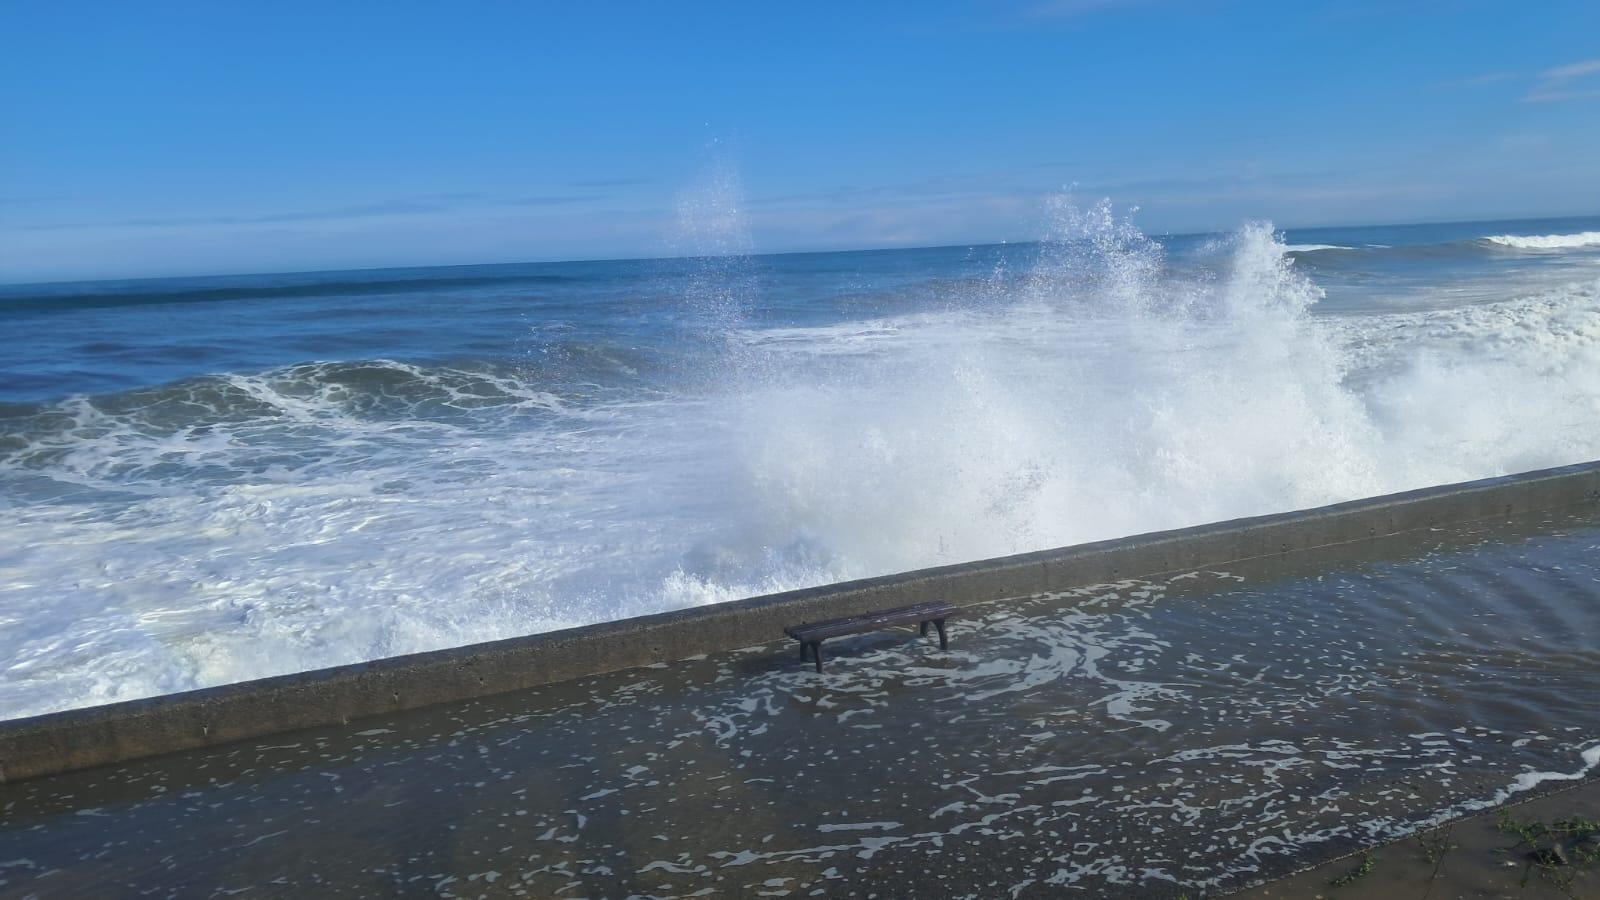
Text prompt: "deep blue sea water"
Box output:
[[6, 215, 1600, 403], [3, 208, 1599, 718]]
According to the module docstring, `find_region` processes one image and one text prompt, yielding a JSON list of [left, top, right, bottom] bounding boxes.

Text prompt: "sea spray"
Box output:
[[672, 147, 759, 377], [713, 202, 1385, 583]]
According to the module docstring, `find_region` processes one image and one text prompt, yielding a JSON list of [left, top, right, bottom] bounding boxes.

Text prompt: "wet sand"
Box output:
[[2, 510, 1598, 897]]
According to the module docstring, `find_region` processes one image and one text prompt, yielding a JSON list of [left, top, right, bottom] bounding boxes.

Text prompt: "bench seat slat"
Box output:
[[783, 602, 957, 642]]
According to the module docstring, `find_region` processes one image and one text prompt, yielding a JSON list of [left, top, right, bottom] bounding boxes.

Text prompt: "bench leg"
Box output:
[[799, 641, 810, 662], [933, 618, 948, 650], [920, 620, 930, 637], [812, 642, 824, 673]]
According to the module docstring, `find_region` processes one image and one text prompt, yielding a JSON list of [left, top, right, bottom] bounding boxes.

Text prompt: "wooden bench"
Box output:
[[783, 602, 957, 673]]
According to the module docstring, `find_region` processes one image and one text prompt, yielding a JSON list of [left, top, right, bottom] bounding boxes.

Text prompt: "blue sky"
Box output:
[[2, 0, 1598, 283]]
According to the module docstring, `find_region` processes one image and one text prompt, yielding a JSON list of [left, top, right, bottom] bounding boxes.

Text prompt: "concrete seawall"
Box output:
[[4, 460, 1599, 783]]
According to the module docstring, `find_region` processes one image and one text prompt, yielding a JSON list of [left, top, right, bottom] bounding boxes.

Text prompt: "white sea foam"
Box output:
[[1283, 244, 1352, 252], [1483, 231, 1600, 250], [4, 198, 1600, 718]]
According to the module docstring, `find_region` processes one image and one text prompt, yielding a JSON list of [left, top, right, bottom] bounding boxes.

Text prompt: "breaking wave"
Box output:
[[1482, 231, 1600, 251], [3, 197, 1600, 718]]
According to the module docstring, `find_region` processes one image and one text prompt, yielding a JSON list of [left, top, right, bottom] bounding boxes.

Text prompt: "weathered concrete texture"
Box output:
[[3, 460, 1599, 783]]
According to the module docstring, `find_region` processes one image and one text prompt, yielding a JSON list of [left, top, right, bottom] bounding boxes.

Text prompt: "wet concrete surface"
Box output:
[[2, 510, 1599, 898]]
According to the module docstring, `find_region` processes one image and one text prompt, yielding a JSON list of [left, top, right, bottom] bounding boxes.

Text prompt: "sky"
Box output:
[[2, 0, 1598, 283]]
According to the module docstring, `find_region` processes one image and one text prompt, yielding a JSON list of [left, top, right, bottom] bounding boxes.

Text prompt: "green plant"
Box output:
[[1416, 824, 1457, 899], [1495, 811, 1599, 900], [1327, 853, 1374, 887]]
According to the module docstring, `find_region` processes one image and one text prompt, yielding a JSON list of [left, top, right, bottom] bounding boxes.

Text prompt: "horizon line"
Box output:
[[3, 210, 1598, 291]]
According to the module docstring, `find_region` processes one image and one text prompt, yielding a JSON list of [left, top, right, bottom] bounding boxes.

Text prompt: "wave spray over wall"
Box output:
[[3, 189, 1600, 718], [711, 199, 1600, 584]]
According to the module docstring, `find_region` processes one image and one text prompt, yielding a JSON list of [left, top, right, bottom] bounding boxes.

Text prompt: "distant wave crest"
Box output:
[[1482, 231, 1600, 251], [1283, 244, 1354, 253]]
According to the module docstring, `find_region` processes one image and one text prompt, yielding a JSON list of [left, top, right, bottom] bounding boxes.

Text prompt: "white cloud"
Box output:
[[1540, 59, 1600, 82], [1524, 57, 1600, 103], [1449, 57, 1600, 104]]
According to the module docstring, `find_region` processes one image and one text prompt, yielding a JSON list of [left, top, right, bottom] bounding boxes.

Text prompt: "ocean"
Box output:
[[3, 202, 1599, 720]]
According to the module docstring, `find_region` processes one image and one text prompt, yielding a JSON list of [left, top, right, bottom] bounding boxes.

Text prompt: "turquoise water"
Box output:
[[2, 208, 1599, 718]]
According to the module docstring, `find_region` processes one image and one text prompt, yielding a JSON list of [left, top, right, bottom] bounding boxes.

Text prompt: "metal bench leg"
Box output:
[[920, 620, 930, 637], [812, 642, 824, 674], [799, 641, 810, 662], [933, 618, 948, 650]]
